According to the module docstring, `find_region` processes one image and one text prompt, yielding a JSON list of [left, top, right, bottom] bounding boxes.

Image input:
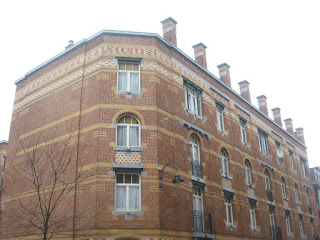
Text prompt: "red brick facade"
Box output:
[[0, 19, 319, 240]]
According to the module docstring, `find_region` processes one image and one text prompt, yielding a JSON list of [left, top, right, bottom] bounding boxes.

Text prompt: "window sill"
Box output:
[[115, 90, 143, 95], [283, 197, 289, 201], [112, 210, 144, 215], [191, 175, 206, 186], [242, 143, 250, 149], [218, 129, 228, 136], [296, 201, 302, 206], [246, 183, 255, 189], [225, 223, 237, 229], [184, 108, 205, 123], [222, 174, 232, 180], [113, 146, 143, 152], [251, 227, 260, 232]]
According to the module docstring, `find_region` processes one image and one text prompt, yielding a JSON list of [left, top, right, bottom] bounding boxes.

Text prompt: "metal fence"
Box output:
[[192, 210, 212, 234]]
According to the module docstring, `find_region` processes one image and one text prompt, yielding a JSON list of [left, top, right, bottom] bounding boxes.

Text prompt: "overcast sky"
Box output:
[[0, 0, 319, 167]]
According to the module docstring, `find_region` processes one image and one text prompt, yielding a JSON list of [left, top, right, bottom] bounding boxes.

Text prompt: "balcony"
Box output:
[[192, 210, 213, 238], [191, 160, 202, 178], [270, 227, 282, 240], [267, 189, 273, 201], [308, 204, 313, 215], [313, 235, 320, 240]]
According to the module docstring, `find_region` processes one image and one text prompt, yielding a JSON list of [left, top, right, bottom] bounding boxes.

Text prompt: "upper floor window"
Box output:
[[280, 177, 287, 199], [239, 117, 247, 145], [117, 115, 140, 147], [116, 173, 140, 210], [190, 135, 202, 178], [118, 61, 140, 92], [299, 217, 304, 238], [275, 141, 283, 165], [288, 149, 294, 171], [300, 157, 308, 179], [184, 79, 202, 117], [244, 160, 252, 185], [225, 195, 233, 224], [285, 212, 291, 235], [306, 189, 311, 205], [216, 102, 225, 132], [220, 148, 229, 177], [294, 183, 300, 204], [258, 129, 269, 156], [249, 202, 257, 229]]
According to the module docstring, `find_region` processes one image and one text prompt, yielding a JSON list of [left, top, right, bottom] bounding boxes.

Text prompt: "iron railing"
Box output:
[[267, 189, 273, 201], [192, 210, 212, 234], [270, 227, 282, 240], [191, 160, 202, 178]]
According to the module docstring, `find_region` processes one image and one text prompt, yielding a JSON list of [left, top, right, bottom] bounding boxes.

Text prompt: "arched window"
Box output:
[[220, 148, 229, 176], [190, 135, 201, 178], [117, 115, 140, 147], [294, 183, 300, 204], [264, 169, 271, 191], [281, 177, 287, 199], [244, 160, 252, 185]]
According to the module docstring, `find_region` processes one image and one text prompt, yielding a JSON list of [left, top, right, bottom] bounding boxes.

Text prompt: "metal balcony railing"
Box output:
[[308, 204, 313, 214], [267, 189, 273, 201], [313, 234, 320, 240], [191, 160, 202, 178], [270, 226, 282, 240], [192, 210, 212, 234]]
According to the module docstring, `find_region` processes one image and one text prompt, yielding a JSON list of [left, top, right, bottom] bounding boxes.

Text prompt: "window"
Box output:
[[220, 148, 229, 177], [184, 79, 202, 116], [311, 219, 315, 236], [306, 189, 311, 206], [225, 196, 233, 224], [216, 103, 225, 132], [264, 170, 271, 191], [118, 61, 140, 92], [244, 160, 252, 185], [289, 150, 294, 171], [269, 208, 276, 239], [281, 177, 287, 199], [294, 184, 300, 204], [249, 202, 257, 229], [193, 186, 204, 231], [190, 135, 201, 178], [275, 141, 283, 165], [258, 129, 269, 155], [299, 217, 304, 238], [240, 117, 247, 145], [300, 157, 308, 178], [116, 173, 140, 210], [117, 115, 140, 147], [285, 213, 291, 235]]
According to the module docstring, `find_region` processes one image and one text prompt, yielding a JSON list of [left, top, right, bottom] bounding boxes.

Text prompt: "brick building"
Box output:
[[1, 17, 319, 240]]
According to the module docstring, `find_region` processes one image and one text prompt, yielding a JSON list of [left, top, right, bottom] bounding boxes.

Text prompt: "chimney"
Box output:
[[193, 43, 207, 68], [284, 118, 294, 135], [161, 17, 178, 46], [256, 95, 268, 116], [271, 107, 282, 127], [217, 63, 231, 87], [65, 40, 74, 50], [238, 80, 251, 102], [295, 128, 305, 144]]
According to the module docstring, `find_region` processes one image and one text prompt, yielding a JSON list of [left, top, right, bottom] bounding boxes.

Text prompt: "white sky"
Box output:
[[0, 0, 319, 167]]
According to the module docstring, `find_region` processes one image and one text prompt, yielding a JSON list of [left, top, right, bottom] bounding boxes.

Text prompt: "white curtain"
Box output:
[[130, 73, 139, 91], [116, 186, 126, 209], [118, 72, 127, 91], [129, 186, 140, 209], [129, 126, 139, 146], [117, 126, 127, 146], [194, 146, 199, 162]]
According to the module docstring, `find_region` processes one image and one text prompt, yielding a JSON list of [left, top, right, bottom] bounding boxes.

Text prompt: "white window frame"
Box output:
[[240, 118, 247, 145], [184, 80, 202, 117], [306, 189, 311, 205], [281, 177, 287, 199], [117, 61, 141, 92], [116, 115, 141, 148], [299, 218, 304, 238], [190, 135, 200, 163], [249, 202, 257, 229], [245, 160, 252, 185], [286, 214, 291, 235], [216, 104, 225, 132], [225, 195, 233, 224], [258, 129, 269, 155], [220, 149, 229, 177], [294, 184, 300, 204], [115, 173, 141, 211], [275, 141, 283, 164], [311, 220, 315, 236], [265, 170, 271, 191], [300, 157, 308, 179], [289, 150, 295, 171]]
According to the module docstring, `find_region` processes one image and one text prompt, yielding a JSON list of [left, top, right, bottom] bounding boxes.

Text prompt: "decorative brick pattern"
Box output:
[[115, 151, 141, 164]]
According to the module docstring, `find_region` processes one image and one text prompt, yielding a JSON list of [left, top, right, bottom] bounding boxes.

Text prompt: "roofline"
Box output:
[[14, 29, 307, 149]]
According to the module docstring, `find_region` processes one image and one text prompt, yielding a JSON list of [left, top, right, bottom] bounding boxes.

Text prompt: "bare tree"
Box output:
[[1, 132, 90, 240]]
